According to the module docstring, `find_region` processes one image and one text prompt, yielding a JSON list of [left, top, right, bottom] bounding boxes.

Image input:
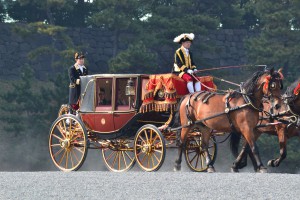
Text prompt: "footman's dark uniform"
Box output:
[[68, 53, 88, 110]]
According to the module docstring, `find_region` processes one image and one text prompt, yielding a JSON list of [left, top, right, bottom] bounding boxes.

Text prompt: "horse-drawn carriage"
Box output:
[[49, 73, 218, 172], [49, 69, 287, 173]]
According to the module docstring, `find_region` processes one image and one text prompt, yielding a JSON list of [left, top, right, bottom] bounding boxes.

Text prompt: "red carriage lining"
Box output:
[[139, 73, 217, 113]]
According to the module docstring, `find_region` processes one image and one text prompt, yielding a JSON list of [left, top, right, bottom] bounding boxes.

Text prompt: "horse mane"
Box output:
[[242, 70, 266, 94], [285, 78, 300, 104]]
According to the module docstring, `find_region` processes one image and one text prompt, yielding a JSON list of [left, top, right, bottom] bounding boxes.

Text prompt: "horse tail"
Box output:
[[170, 96, 186, 129], [229, 131, 241, 158]]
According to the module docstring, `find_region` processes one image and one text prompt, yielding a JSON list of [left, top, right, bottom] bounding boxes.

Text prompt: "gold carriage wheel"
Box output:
[[184, 135, 217, 172], [134, 124, 166, 172], [49, 115, 88, 172], [102, 139, 136, 172], [57, 104, 70, 130], [58, 104, 69, 117]]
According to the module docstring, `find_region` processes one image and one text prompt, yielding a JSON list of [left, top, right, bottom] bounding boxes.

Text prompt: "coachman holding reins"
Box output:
[[173, 33, 201, 93]]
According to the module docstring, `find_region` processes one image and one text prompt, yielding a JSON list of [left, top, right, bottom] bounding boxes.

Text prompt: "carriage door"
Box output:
[[94, 78, 115, 132], [113, 78, 137, 130]]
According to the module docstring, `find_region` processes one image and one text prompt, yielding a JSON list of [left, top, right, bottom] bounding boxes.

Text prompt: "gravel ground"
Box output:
[[0, 171, 299, 200]]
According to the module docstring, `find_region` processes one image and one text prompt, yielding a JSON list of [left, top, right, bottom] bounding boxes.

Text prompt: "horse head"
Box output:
[[262, 68, 284, 109]]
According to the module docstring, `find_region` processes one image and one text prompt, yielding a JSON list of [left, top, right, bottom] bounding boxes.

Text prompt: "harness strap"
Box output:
[[225, 93, 239, 133], [185, 93, 194, 125], [240, 86, 262, 112], [203, 93, 216, 104], [193, 91, 206, 101]]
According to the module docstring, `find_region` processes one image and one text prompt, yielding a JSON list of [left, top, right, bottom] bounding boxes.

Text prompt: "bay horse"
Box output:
[[172, 68, 283, 173], [231, 79, 300, 171]]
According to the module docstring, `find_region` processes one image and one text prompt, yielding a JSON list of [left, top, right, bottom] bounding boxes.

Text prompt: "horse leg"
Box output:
[[201, 129, 215, 173], [238, 137, 248, 169], [247, 145, 259, 172], [231, 143, 249, 173], [267, 128, 287, 167], [174, 128, 189, 171], [243, 131, 267, 173], [238, 137, 259, 172]]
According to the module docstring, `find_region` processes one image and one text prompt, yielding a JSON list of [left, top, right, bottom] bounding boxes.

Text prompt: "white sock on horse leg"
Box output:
[[195, 81, 201, 92], [187, 82, 195, 93]]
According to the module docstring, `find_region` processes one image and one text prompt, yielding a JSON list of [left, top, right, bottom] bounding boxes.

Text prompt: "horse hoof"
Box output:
[[231, 167, 239, 173], [258, 167, 268, 173], [207, 167, 215, 173], [173, 165, 181, 172], [267, 159, 275, 167]]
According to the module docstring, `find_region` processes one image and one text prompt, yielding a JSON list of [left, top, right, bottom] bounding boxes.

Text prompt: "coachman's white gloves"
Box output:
[[187, 69, 194, 74]]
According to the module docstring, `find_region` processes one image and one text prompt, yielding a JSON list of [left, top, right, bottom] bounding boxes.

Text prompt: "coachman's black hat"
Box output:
[[173, 33, 195, 44]]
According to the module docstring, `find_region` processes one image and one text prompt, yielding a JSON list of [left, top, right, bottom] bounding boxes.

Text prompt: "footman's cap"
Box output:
[[74, 52, 85, 60]]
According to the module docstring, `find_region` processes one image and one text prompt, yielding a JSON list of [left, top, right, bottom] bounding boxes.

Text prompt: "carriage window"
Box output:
[[116, 79, 130, 106], [96, 78, 112, 106]]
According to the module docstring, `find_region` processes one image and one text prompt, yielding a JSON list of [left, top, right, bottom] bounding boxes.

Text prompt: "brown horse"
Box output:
[[172, 68, 283, 173], [232, 79, 300, 171]]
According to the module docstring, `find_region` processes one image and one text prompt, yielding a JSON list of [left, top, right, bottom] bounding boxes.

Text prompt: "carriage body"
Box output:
[[78, 74, 148, 138], [49, 73, 217, 172]]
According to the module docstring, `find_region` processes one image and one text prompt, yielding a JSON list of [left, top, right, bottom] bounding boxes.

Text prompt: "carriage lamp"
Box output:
[[126, 78, 135, 96]]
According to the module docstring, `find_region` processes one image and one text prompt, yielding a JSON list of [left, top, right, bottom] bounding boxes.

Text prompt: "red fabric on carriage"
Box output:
[[139, 73, 217, 113]]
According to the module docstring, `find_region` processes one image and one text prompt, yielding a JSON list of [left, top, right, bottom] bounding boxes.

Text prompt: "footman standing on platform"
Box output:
[[69, 52, 88, 114]]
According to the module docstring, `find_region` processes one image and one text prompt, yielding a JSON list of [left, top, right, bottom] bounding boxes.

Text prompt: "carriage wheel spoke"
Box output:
[[51, 143, 61, 147], [144, 130, 149, 143], [140, 153, 147, 163], [189, 152, 198, 163], [124, 151, 134, 162], [195, 153, 200, 169], [58, 150, 67, 165], [138, 135, 146, 144], [105, 150, 116, 162], [152, 151, 160, 162], [151, 154, 155, 167], [52, 133, 63, 141], [74, 146, 84, 154], [53, 147, 64, 158], [65, 151, 69, 169], [112, 151, 118, 167], [69, 150, 75, 167], [152, 135, 159, 143], [121, 151, 128, 169], [72, 150, 80, 163], [149, 130, 153, 144], [153, 149, 162, 154], [201, 153, 205, 168]]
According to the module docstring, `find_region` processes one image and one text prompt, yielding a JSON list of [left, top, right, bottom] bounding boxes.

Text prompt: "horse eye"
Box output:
[[270, 82, 276, 89]]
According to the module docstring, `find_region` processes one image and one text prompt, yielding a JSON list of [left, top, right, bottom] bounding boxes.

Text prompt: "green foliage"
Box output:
[[245, 0, 300, 82], [5, 0, 90, 26], [0, 65, 54, 134], [109, 41, 158, 73], [0, 1, 5, 22], [88, 0, 147, 30]]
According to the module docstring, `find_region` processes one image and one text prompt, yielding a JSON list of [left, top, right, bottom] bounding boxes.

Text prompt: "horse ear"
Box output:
[[278, 67, 283, 73]]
